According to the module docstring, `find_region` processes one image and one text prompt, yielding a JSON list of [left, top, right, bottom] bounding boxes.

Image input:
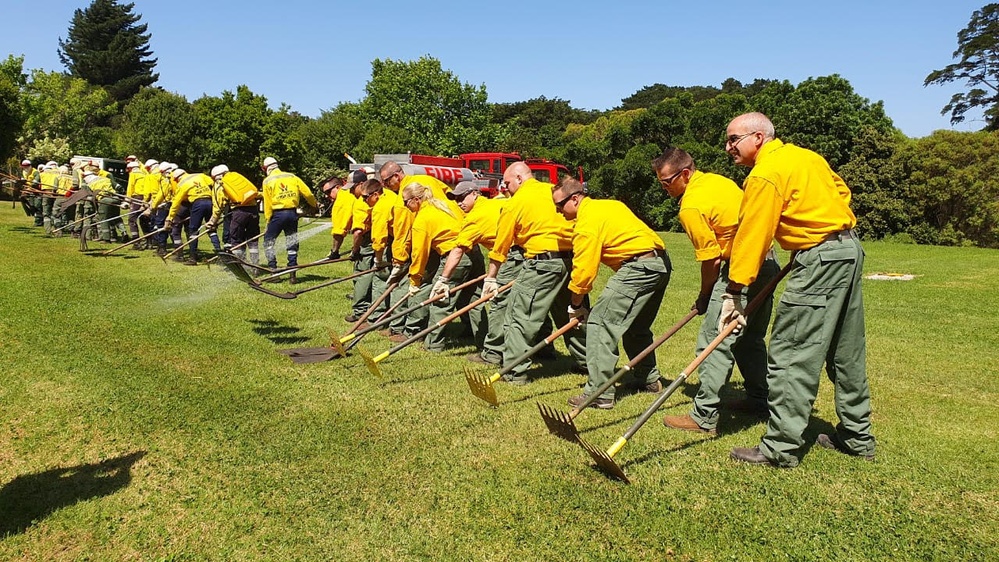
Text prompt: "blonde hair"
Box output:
[[401, 182, 456, 218]]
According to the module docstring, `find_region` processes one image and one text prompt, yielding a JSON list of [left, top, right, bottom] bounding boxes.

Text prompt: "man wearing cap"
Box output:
[[552, 178, 670, 409], [653, 147, 780, 434], [209, 165, 261, 265], [166, 169, 214, 264], [484, 162, 587, 385], [261, 156, 318, 275], [378, 161, 463, 338], [433, 181, 507, 365], [723, 112, 875, 468]]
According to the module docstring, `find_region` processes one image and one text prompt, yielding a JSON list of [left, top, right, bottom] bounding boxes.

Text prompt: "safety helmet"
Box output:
[[126, 155, 137, 162], [20, 159, 31, 166], [171, 168, 186, 180], [144, 158, 159, 169], [126, 161, 139, 170], [59, 165, 69, 174], [210, 164, 229, 178], [157, 162, 172, 173], [261, 156, 278, 171]]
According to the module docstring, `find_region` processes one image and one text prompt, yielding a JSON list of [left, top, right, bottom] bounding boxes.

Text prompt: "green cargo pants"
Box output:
[[479, 248, 525, 364], [97, 197, 120, 242], [424, 248, 486, 351], [351, 233, 375, 317], [390, 253, 440, 336], [758, 232, 875, 467], [502, 255, 587, 379], [690, 255, 780, 429], [584, 254, 671, 400]]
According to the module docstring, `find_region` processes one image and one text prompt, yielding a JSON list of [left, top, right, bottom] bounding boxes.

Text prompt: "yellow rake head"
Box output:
[[536, 403, 580, 443], [357, 348, 384, 379], [464, 367, 501, 407], [577, 436, 630, 484], [327, 329, 347, 358]]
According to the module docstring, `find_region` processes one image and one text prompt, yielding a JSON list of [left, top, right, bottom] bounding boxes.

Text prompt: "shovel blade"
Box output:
[[537, 403, 581, 443], [277, 346, 342, 363], [577, 436, 630, 484], [358, 348, 383, 378], [464, 367, 500, 407]]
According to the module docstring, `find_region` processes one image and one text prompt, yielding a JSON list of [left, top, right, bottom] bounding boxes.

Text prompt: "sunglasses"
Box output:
[[555, 191, 581, 211], [658, 168, 686, 186]]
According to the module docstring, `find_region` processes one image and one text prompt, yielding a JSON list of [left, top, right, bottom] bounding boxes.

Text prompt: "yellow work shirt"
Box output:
[[330, 190, 356, 236], [390, 194, 415, 263], [455, 196, 505, 251], [730, 139, 856, 286], [146, 173, 169, 208], [40, 170, 60, 192], [400, 174, 463, 218], [409, 202, 460, 286], [488, 178, 573, 263], [351, 195, 371, 234], [678, 171, 742, 262], [211, 182, 230, 221], [568, 197, 665, 295], [56, 172, 73, 195], [88, 176, 115, 198], [219, 171, 259, 206], [127, 169, 147, 198], [371, 188, 400, 254], [169, 173, 214, 221], [22, 167, 39, 186], [262, 169, 317, 222]]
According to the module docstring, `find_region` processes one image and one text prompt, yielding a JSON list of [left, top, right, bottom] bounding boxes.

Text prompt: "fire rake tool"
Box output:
[[538, 310, 698, 441], [576, 261, 793, 483], [256, 255, 353, 283], [102, 226, 168, 256], [465, 317, 582, 408], [357, 281, 514, 379]]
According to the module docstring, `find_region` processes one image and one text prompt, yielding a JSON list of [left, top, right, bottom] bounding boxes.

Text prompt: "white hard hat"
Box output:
[[262, 156, 278, 169], [126, 161, 139, 169], [20, 159, 31, 166], [158, 161, 172, 172], [59, 165, 69, 173], [144, 158, 158, 168], [171, 168, 186, 180], [46, 160, 57, 167], [126, 154, 137, 162], [210, 164, 229, 178]]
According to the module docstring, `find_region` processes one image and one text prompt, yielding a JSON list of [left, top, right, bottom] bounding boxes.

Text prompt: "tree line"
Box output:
[[1, 1, 997, 248]]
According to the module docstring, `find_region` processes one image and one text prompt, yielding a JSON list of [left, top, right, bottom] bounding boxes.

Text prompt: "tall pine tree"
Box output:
[[58, 0, 158, 103]]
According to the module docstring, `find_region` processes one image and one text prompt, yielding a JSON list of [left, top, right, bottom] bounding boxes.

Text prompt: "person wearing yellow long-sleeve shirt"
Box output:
[[363, 178, 402, 331], [379, 162, 464, 338], [346, 177, 376, 321], [723, 112, 874, 468], [326, 174, 355, 260], [38, 163, 60, 229], [261, 156, 317, 273], [483, 162, 587, 384], [653, 148, 780, 433], [553, 178, 670, 410], [166, 169, 214, 264], [210, 164, 260, 265], [124, 160, 151, 247], [401, 181, 482, 352], [83, 168, 119, 243]]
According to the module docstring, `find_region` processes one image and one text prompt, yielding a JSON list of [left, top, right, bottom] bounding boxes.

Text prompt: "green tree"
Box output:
[[58, 0, 158, 103], [19, 69, 116, 158], [924, 3, 999, 130], [901, 130, 999, 247], [297, 102, 364, 184], [838, 127, 913, 239], [360, 56, 497, 155], [491, 96, 600, 157], [260, 104, 309, 180], [116, 87, 197, 167], [191, 85, 271, 179], [0, 55, 27, 164]]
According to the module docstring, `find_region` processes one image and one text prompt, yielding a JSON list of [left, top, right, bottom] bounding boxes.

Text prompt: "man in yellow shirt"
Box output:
[[210, 164, 260, 265], [167, 169, 215, 264], [261, 156, 317, 275], [723, 112, 875, 467], [553, 178, 670, 409], [346, 175, 375, 322], [124, 160, 148, 246], [484, 162, 587, 385], [653, 148, 780, 433]]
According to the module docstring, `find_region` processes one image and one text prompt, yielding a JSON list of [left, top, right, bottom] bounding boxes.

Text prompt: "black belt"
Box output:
[[622, 248, 665, 265], [528, 250, 573, 260], [822, 229, 855, 243]]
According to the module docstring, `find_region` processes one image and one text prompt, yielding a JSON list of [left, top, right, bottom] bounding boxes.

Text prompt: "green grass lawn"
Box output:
[[1, 205, 996, 561]]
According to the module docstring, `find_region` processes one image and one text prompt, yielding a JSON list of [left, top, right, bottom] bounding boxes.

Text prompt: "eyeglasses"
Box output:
[[725, 131, 759, 148], [555, 191, 582, 211], [658, 168, 687, 187], [403, 196, 419, 206], [381, 170, 400, 183], [363, 188, 382, 200]]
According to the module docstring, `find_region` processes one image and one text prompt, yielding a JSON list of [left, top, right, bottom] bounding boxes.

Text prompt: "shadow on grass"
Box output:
[[0, 451, 147, 538], [247, 318, 311, 345]]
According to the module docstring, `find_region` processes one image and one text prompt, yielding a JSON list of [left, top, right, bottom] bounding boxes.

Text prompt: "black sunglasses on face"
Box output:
[[555, 191, 581, 211]]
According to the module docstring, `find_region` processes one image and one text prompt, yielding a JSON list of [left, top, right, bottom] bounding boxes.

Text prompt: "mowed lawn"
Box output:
[[0, 205, 996, 561]]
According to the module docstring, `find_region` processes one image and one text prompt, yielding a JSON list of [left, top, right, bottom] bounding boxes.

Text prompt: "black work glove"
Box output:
[[692, 294, 711, 316]]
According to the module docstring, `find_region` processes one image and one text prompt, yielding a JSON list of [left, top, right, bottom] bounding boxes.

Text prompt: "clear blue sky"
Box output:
[[3, 0, 990, 138]]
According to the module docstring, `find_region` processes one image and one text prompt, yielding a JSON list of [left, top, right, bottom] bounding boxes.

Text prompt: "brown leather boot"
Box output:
[[663, 414, 716, 435]]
